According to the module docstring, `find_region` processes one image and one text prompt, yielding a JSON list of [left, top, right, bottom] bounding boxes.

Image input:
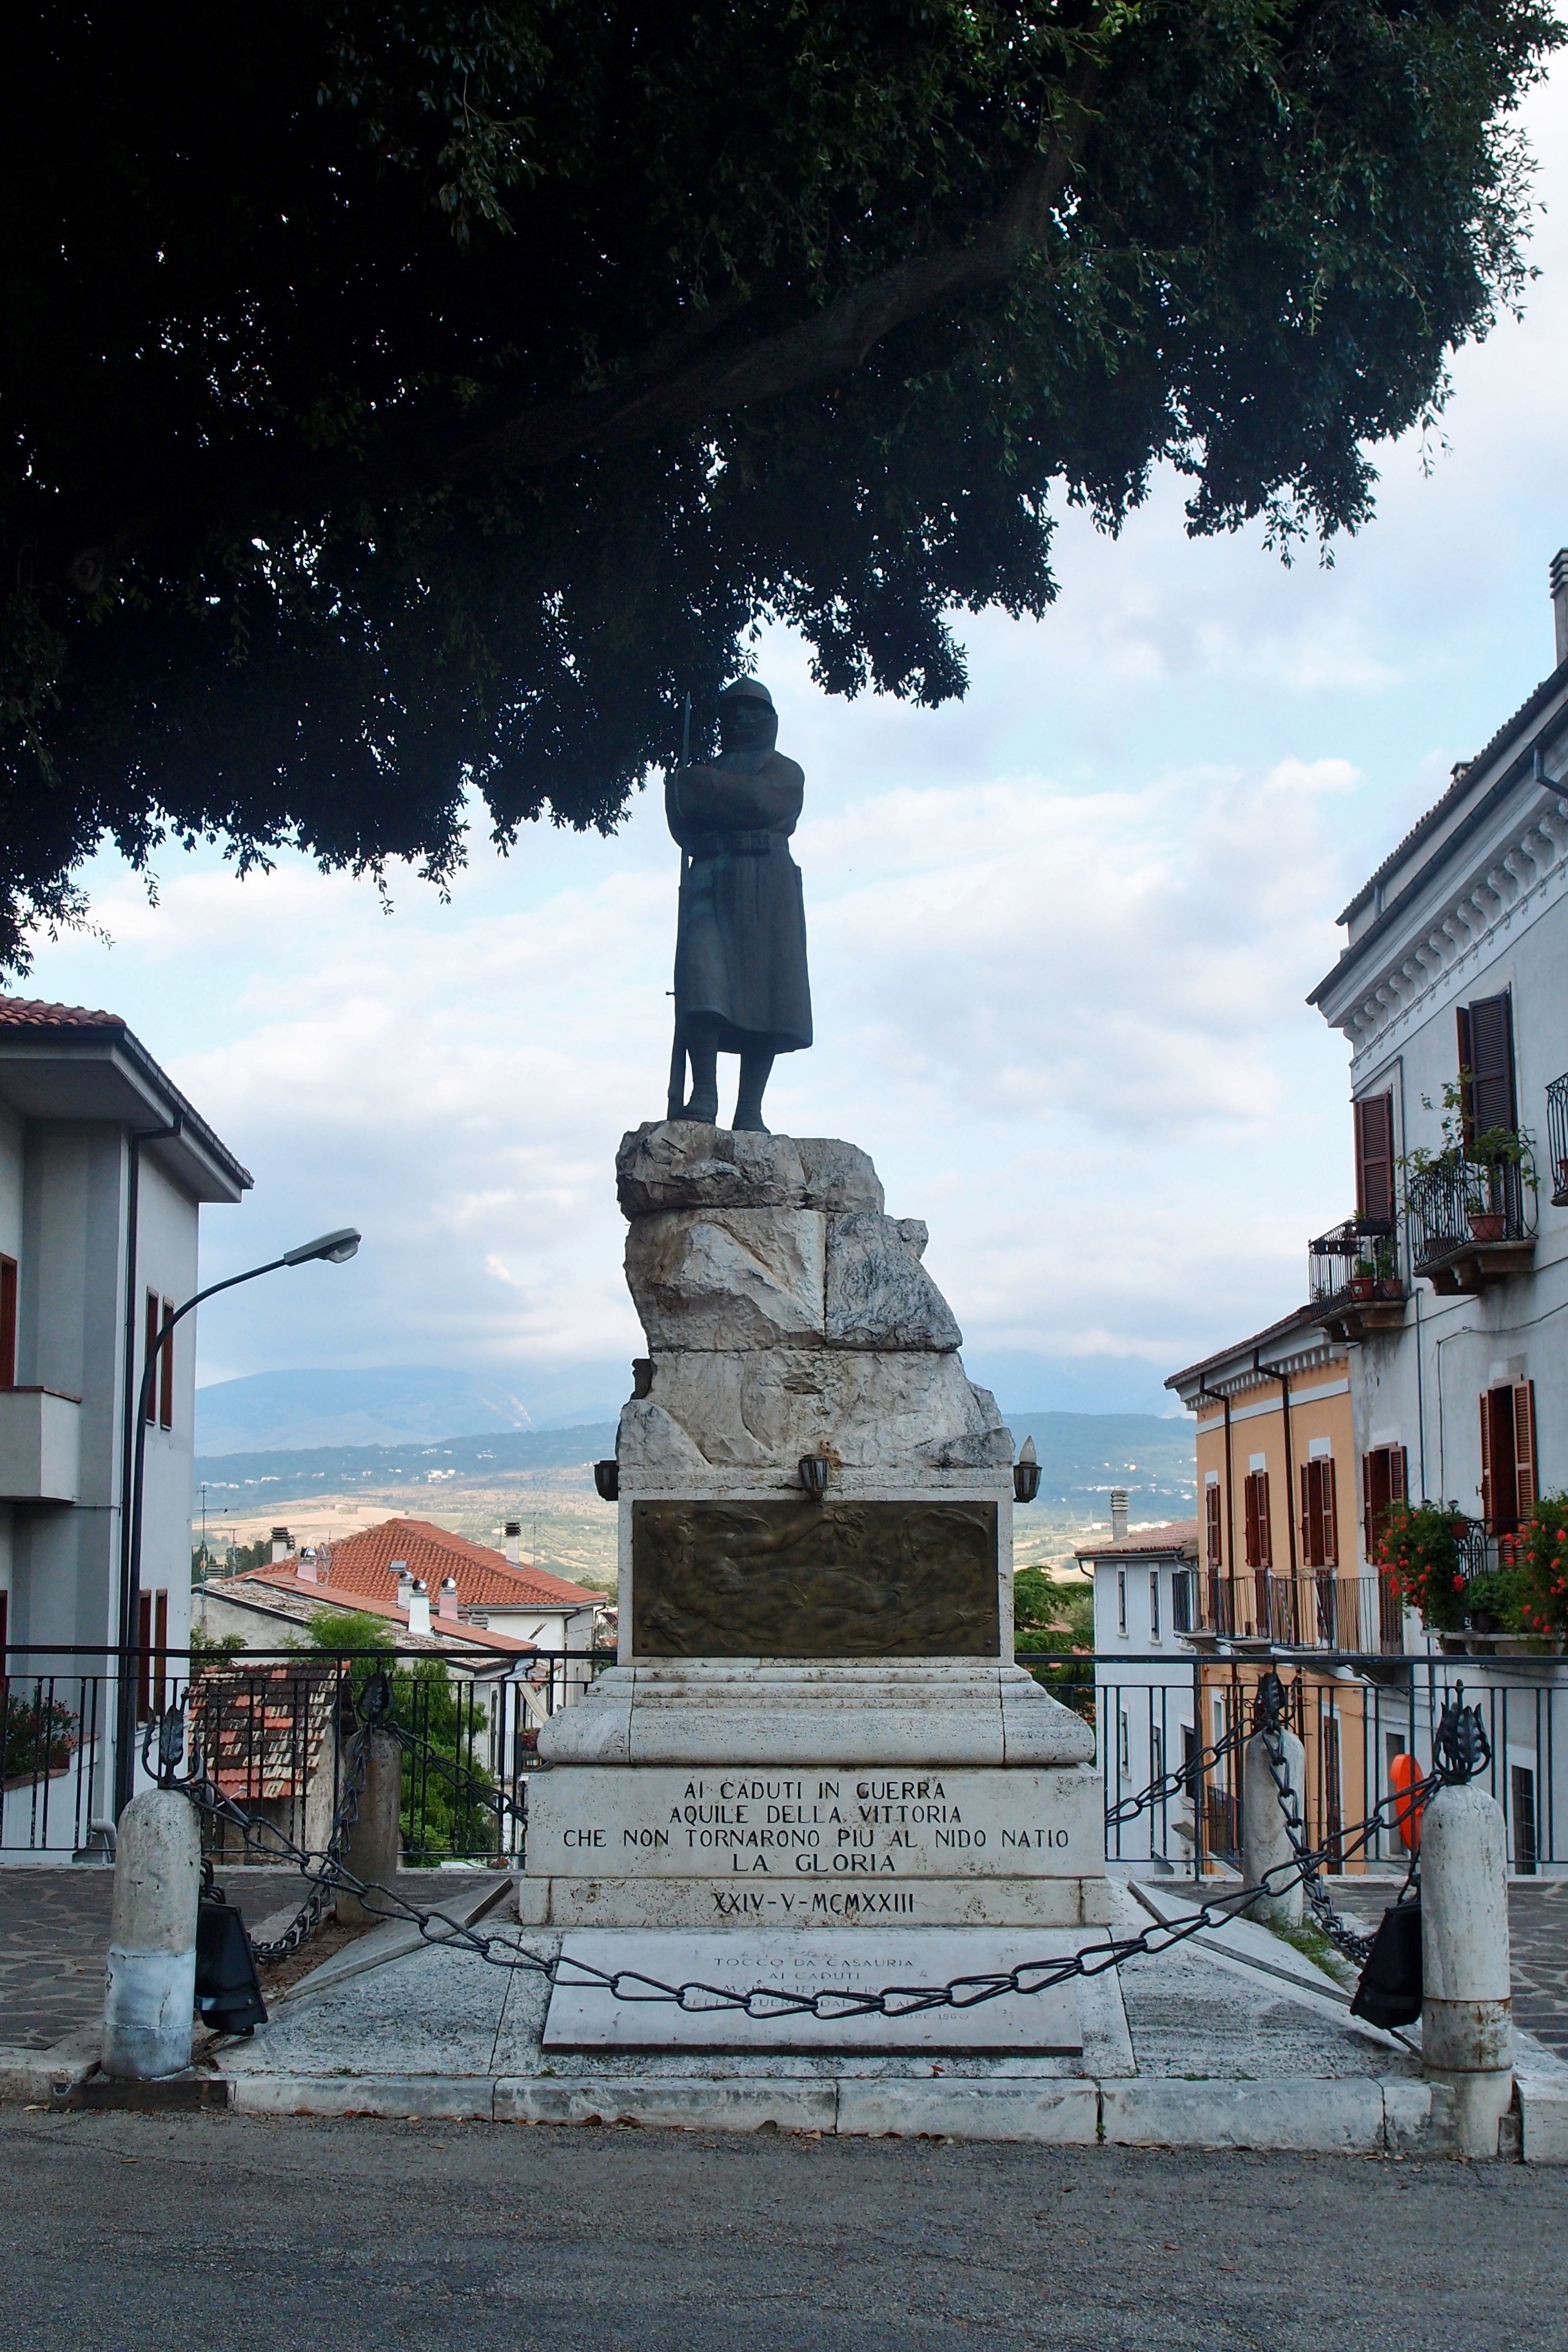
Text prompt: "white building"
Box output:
[[1076, 1511, 1199, 1867], [1308, 552, 1568, 1872], [1308, 557, 1567, 1551], [0, 996, 249, 1830]]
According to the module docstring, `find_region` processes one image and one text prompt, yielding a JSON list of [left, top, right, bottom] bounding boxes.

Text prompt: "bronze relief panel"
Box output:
[[631, 1498, 1000, 1659]]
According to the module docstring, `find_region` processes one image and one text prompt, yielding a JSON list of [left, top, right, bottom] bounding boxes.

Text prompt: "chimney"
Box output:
[[1110, 1489, 1129, 1542], [504, 1521, 521, 1565], [406, 1578, 431, 1637], [270, 1525, 293, 1563], [295, 1547, 319, 1585], [1554, 549, 1568, 669], [437, 1576, 460, 1623]]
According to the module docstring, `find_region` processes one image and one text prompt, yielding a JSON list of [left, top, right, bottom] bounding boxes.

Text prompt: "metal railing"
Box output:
[[0, 1644, 614, 1861], [1307, 1216, 1403, 1311], [1404, 1153, 1535, 1269], [1047, 1652, 1568, 1876], [1547, 1072, 1568, 1208], [8, 1644, 1565, 1889], [1190, 1571, 1404, 1653]]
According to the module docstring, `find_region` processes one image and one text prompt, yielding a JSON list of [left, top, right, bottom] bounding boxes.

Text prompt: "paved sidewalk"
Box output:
[[1, 2108, 1562, 2352], [0, 1867, 485, 2050]]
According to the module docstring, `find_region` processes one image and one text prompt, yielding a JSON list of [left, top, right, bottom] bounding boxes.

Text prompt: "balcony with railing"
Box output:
[[1307, 1217, 1406, 1340], [1548, 1073, 1568, 1208], [1184, 1569, 1405, 1654], [1404, 1154, 1536, 1292]]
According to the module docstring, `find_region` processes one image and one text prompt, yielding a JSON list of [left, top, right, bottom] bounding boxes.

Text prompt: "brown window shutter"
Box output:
[[1456, 1004, 1475, 1148], [144, 1289, 161, 1423], [1322, 1459, 1339, 1568], [159, 1297, 175, 1431], [1205, 1483, 1223, 1571], [1480, 1392, 1494, 1525], [1515, 1380, 1538, 1517], [1256, 1473, 1272, 1570], [1300, 1462, 1313, 1568], [1464, 993, 1517, 1141], [1362, 1452, 1377, 1560], [1243, 1474, 1260, 1569], [1354, 1093, 1395, 1227], [1391, 1446, 1407, 1504]]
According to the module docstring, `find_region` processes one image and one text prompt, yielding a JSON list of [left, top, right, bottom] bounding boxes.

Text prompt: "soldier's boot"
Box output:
[[732, 1050, 775, 1133], [676, 1027, 720, 1124]]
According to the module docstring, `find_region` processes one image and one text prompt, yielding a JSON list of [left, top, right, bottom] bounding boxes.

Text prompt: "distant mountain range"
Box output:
[[195, 1364, 625, 1455], [190, 1407, 1193, 1518]]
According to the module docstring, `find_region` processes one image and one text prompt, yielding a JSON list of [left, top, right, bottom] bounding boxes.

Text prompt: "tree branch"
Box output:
[[71, 87, 1095, 584]]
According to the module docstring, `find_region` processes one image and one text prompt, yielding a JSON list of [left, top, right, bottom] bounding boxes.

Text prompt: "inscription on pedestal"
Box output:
[[527, 1765, 1099, 1888], [631, 1498, 999, 1657]]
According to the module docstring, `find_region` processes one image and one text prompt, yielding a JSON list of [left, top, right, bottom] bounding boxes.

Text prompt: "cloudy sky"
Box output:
[[26, 67, 1568, 1425]]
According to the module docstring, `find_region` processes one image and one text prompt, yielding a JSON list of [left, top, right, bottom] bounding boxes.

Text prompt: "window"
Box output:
[[1300, 1457, 1339, 1571], [1322, 1711, 1344, 1873], [0, 1255, 15, 1387], [1481, 1379, 1537, 1534], [1457, 992, 1518, 1146], [1204, 1481, 1223, 1573], [1150, 1725, 1164, 1788], [1242, 1470, 1272, 1570], [1149, 1569, 1161, 1641], [1117, 1711, 1130, 1774], [1116, 1569, 1127, 1637], [1354, 1092, 1395, 1228], [1362, 1444, 1408, 1564], [1171, 1569, 1193, 1635]]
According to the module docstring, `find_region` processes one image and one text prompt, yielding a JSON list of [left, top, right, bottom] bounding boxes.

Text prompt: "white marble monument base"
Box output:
[[541, 1930, 1085, 2053], [517, 1872, 1113, 1929]]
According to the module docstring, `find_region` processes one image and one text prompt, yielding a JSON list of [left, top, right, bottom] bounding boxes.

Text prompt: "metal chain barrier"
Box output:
[[1104, 1714, 1246, 1830], [1251, 1669, 1377, 1963], [153, 1691, 1442, 2028]]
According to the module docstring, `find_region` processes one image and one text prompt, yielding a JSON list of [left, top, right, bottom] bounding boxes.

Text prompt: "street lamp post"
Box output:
[[113, 1226, 361, 1813]]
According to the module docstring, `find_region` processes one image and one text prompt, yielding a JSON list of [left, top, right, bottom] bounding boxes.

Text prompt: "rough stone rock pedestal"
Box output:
[[522, 1124, 1110, 2052]]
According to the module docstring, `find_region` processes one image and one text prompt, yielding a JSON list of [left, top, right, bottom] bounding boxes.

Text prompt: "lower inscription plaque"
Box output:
[[631, 1498, 1000, 1657], [542, 1929, 1084, 2053]]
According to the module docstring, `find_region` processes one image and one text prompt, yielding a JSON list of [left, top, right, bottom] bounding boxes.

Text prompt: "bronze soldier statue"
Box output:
[[665, 678, 812, 1132]]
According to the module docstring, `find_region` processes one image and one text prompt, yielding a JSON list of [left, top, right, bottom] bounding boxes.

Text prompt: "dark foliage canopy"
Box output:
[[2, 1, 1558, 967]]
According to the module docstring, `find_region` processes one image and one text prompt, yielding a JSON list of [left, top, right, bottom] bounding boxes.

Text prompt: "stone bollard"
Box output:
[[1421, 1778, 1513, 2157], [337, 1728, 404, 1930], [1241, 1722, 1306, 1930], [102, 1787, 202, 2080]]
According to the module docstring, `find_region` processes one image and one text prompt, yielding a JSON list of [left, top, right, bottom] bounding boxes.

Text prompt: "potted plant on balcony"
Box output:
[[1398, 1077, 1536, 1247], [1518, 1494, 1568, 1645], [1348, 1256, 1377, 1301], [1376, 1498, 1471, 1634]]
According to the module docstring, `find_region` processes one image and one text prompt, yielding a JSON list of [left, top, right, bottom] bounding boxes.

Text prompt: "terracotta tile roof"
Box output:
[[0, 995, 123, 1028], [204, 1571, 539, 1655], [1073, 1519, 1200, 1562], [246, 1517, 600, 1613]]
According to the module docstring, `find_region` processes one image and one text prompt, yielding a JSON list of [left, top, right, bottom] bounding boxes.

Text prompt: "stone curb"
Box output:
[[204, 2068, 1558, 2155]]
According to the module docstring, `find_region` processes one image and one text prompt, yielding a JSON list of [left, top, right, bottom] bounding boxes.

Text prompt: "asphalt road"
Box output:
[[1, 2108, 1563, 2352]]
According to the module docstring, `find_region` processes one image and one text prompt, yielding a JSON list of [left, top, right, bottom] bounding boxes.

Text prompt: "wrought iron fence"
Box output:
[[6, 1643, 1566, 1888], [1192, 1572, 1404, 1653], [1307, 1216, 1403, 1310], [1404, 1153, 1535, 1269], [0, 1644, 613, 1861], [1548, 1071, 1568, 1208], [1026, 1651, 1567, 1877]]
